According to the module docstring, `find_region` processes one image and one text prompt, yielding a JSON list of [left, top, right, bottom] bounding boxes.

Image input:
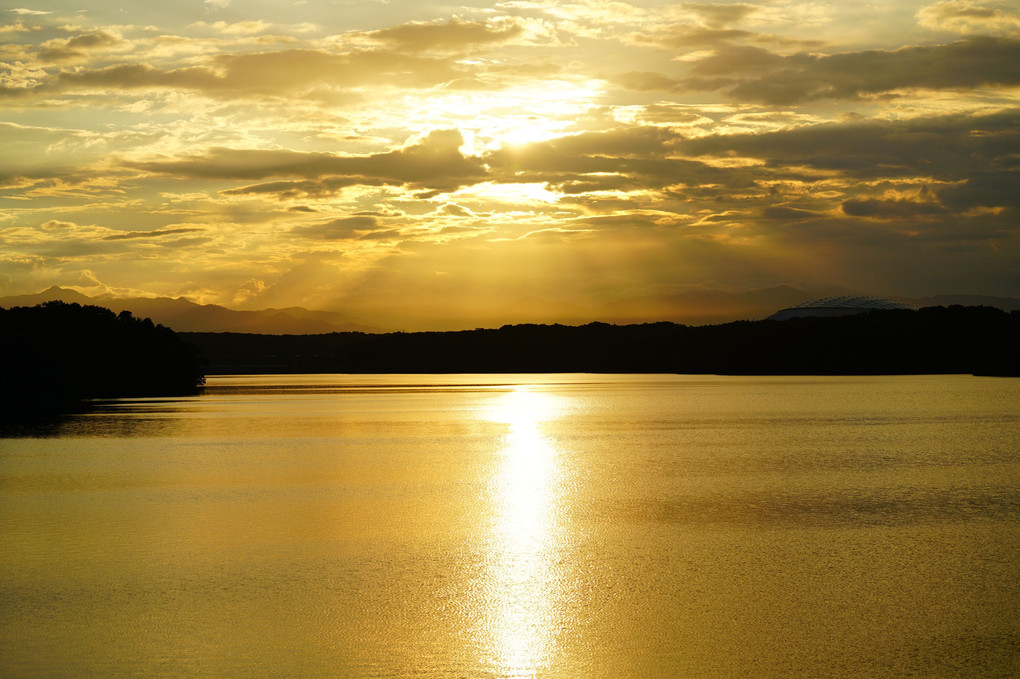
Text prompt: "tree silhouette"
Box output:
[[1, 301, 206, 417], [180, 306, 1019, 377]]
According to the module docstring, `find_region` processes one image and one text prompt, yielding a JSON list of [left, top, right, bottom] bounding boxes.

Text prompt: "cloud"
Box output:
[[761, 206, 822, 221], [686, 3, 760, 29], [190, 20, 272, 36], [680, 109, 1020, 184], [292, 216, 381, 240], [937, 171, 1020, 212], [223, 177, 388, 199], [439, 203, 474, 217], [917, 1, 1020, 35], [726, 37, 1020, 104], [611, 37, 1020, 104], [47, 48, 468, 99], [840, 198, 948, 219], [6, 8, 51, 15], [40, 219, 76, 231], [103, 227, 206, 241], [2, 0, 1017, 315], [485, 126, 744, 192], [360, 17, 526, 52], [57, 63, 223, 90], [39, 31, 128, 62], [129, 129, 484, 188]]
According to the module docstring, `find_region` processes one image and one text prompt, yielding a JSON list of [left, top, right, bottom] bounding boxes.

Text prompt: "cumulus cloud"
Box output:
[[39, 30, 128, 62]]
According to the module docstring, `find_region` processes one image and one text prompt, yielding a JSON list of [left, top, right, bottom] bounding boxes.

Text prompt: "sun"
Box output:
[[499, 115, 565, 146]]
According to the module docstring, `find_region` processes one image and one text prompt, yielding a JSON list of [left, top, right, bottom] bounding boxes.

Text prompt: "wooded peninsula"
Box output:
[[1, 301, 205, 417]]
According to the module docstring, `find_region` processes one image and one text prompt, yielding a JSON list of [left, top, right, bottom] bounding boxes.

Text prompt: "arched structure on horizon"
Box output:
[[768, 296, 914, 321]]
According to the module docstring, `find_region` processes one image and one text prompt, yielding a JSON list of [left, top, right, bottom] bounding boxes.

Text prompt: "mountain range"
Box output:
[[1, 286, 1017, 334], [0, 287, 384, 334]]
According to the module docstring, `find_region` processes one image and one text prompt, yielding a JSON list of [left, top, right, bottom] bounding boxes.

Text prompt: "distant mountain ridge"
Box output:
[[2, 286, 1018, 334], [0, 287, 384, 334]]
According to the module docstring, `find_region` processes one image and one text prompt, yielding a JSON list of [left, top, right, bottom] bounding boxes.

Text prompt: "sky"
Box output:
[[1, 0, 1018, 329]]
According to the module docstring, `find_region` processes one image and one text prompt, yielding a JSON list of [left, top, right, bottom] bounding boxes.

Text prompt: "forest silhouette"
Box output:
[[3, 302, 1017, 421], [1, 301, 205, 417], [181, 305, 1019, 377]]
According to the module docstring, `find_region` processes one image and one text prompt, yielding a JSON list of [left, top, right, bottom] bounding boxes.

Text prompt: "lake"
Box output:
[[1, 374, 1019, 678]]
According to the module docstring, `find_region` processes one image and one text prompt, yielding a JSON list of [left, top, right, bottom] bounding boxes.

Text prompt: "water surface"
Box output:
[[2, 374, 1019, 677]]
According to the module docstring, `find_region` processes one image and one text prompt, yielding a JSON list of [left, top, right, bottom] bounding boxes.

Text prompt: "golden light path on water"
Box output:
[[480, 386, 567, 678]]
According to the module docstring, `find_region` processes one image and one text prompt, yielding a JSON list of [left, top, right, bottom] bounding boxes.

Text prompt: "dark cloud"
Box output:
[[687, 3, 760, 28], [689, 45, 786, 76], [224, 177, 385, 199], [937, 170, 1020, 211], [550, 175, 642, 194], [132, 129, 486, 194], [356, 228, 403, 241], [39, 31, 125, 62], [292, 216, 381, 240], [761, 206, 822, 221], [644, 26, 758, 48], [681, 109, 1020, 183], [840, 199, 948, 219], [612, 37, 1020, 104], [361, 17, 525, 52], [485, 126, 748, 192], [58, 63, 223, 90], [608, 70, 689, 93], [160, 236, 213, 249], [103, 227, 206, 241], [50, 48, 467, 98], [724, 37, 1020, 104]]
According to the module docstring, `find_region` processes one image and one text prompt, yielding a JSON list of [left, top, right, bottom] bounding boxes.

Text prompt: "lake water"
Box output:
[[1, 374, 1019, 678]]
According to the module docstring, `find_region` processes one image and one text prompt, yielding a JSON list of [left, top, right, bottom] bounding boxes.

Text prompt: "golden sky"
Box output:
[[1, 0, 1018, 328]]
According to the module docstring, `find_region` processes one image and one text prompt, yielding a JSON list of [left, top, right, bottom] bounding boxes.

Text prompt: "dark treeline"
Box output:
[[2, 301, 206, 416], [181, 305, 1019, 377]]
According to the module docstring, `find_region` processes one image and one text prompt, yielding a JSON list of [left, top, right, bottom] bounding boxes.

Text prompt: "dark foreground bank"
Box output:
[[1, 301, 206, 418], [181, 305, 1019, 377]]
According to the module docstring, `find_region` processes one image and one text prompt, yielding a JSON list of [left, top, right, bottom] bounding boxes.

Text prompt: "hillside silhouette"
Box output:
[[1, 301, 206, 417], [181, 305, 1019, 377]]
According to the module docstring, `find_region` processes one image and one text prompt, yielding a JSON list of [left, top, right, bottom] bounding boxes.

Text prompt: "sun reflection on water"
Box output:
[[482, 387, 565, 678]]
